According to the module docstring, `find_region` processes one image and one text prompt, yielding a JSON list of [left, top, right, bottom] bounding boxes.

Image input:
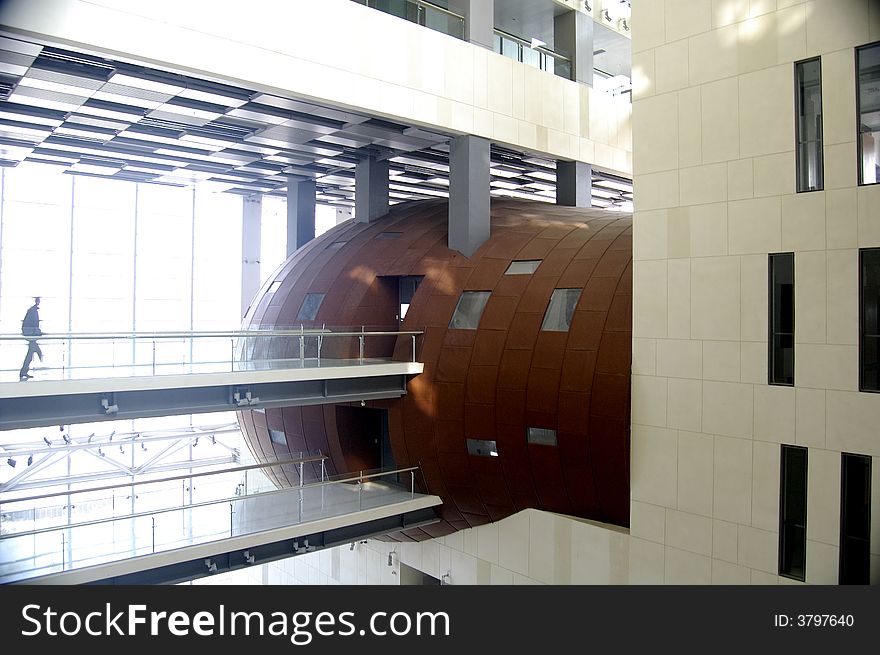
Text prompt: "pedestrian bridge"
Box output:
[[0, 328, 424, 431]]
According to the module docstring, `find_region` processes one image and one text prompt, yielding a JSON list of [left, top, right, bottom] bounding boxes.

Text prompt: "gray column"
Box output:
[[554, 9, 593, 85], [355, 156, 389, 223], [448, 0, 494, 50], [286, 176, 315, 255], [448, 135, 491, 257], [556, 160, 592, 208], [241, 194, 262, 317]]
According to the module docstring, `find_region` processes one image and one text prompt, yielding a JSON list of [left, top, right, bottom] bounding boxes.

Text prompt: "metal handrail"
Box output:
[[493, 27, 572, 63], [0, 328, 424, 341], [363, 0, 465, 22]]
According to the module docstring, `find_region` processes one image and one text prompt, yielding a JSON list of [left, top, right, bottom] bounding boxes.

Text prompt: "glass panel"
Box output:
[[541, 288, 581, 332], [269, 429, 287, 446], [466, 439, 498, 457], [449, 291, 490, 330], [522, 45, 541, 70], [840, 453, 871, 584], [500, 36, 519, 61], [297, 293, 325, 321], [858, 43, 880, 184], [861, 249, 880, 391], [769, 253, 794, 385], [795, 58, 823, 192], [527, 427, 557, 446], [779, 445, 807, 581], [505, 260, 542, 275]]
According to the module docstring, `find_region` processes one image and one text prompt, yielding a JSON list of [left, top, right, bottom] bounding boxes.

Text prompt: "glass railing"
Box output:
[[493, 28, 572, 80], [353, 0, 465, 40], [0, 457, 426, 583], [0, 327, 423, 383]]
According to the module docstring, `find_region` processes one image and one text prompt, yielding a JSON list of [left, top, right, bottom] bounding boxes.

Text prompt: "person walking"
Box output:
[[19, 296, 43, 381]]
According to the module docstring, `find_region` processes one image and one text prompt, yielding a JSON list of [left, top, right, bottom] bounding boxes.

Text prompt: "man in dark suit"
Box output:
[[19, 296, 43, 381]]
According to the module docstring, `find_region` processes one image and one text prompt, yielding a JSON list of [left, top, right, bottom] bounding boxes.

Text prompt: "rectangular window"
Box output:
[[795, 57, 823, 192], [505, 260, 542, 275], [769, 253, 794, 386], [857, 42, 880, 185], [779, 445, 808, 581], [449, 291, 490, 330], [840, 453, 872, 584], [541, 288, 581, 332], [269, 429, 286, 445], [466, 439, 498, 457], [296, 292, 324, 321], [527, 427, 557, 446], [860, 248, 880, 391]]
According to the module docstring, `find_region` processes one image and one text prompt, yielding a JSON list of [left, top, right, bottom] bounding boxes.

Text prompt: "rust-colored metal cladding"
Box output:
[[238, 198, 632, 541]]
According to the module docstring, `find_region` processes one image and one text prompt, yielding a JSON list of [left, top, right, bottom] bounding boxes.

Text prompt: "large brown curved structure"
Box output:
[[238, 198, 632, 540]]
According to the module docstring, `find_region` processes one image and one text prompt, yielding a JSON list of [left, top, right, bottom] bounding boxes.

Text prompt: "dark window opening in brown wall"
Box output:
[[398, 275, 423, 321], [795, 57, 823, 192], [839, 453, 872, 584], [541, 288, 581, 331], [466, 439, 498, 457], [269, 429, 286, 445], [779, 445, 808, 581], [860, 248, 880, 391], [857, 42, 880, 185], [769, 253, 794, 386], [449, 291, 491, 329], [527, 427, 557, 446], [297, 292, 325, 321]]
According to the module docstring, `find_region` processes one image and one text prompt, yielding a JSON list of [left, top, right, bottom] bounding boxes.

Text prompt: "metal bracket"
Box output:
[[101, 397, 118, 415], [233, 388, 260, 407]]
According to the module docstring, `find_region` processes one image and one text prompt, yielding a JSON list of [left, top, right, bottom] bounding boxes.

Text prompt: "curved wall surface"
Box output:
[[239, 198, 632, 540]]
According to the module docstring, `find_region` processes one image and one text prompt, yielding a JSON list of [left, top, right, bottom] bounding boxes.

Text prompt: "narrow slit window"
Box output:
[[267, 280, 282, 293], [541, 288, 581, 332], [466, 439, 498, 457], [795, 57, 823, 192], [857, 43, 880, 185], [296, 292, 325, 321], [527, 427, 557, 446], [269, 429, 287, 445], [860, 248, 880, 391], [449, 291, 490, 330], [839, 453, 872, 584], [779, 445, 808, 581], [769, 253, 794, 386], [505, 259, 542, 275]]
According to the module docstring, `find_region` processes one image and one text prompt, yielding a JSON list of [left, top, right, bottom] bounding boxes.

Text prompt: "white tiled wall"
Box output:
[[631, 0, 880, 584]]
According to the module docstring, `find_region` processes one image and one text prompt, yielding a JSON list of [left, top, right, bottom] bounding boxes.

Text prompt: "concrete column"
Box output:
[[448, 135, 491, 257], [241, 194, 262, 318], [554, 9, 593, 85], [286, 175, 315, 255], [355, 156, 389, 223], [556, 160, 592, 207], [449, 0, 494, 50]]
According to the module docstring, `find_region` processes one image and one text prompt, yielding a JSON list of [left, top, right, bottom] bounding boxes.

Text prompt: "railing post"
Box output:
[[411, 334, 416, 362], [152, 515, 156, 553], [152, 340, 156, 375], [358, 470, 363, 510], [359, 326, 364, 363], [229, 502, 234, 537], [61, 532, 65, 570], [230, 338, 234, 372], [411, 470, 415, 498], [299, 325, 305, 365]]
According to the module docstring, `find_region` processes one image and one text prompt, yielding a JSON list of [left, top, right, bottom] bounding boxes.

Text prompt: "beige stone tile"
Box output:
[[633, 259, 668, 338], [782, 192, 826, 252], [631, 500, 666, 543], [713, 519, 739, 563], [655, 40, 689, 94], [805, 0, 870, 56], [678, 430, 715, 516], [714, 436, 754, 523], [667, 0, 713, 42], [751, 570, 779, 584], [689, 25, 739, 85], [753, 152, 795, 197], [794, 250, 827, 344], [666, 509, 714, 555], [692, 256, 740, 341], [701, 77, 740, 163], [665, 546, 712, 584], [668, 207, 691, 258], [821, 49, 857, 147], [497, 510, 530, 575], [741, 253, 769, 342], [826, 249, 858, 346], [738, 12, 778, 74], [658, 339, 703, 379], [704, 381, 754, 438], [741, 341, 767, 383], [703, 340, 741, 381], [631, 425, 679, 508], [728, 158, 754, 200], [857, 185, 880, 247], [807, 448, 841, 546], [752, 440, 780, 532], [805, 540, 839, 585], [776, 3, 807, 64], [634, 93, 679, 174], [679, 87, 703, 168], [635, 170, 680, 211], [797, 344, 858, 391], [632, 49, 655, 100], [632, 0, 668, 53], [754, 384, 795, 443], [738, 525, 777, 574], [795, 387, 825, 448], [628, 538, 665, 583], [825, 142, 857, 190], [825, 188, 858, 250], [826, 390, 880, 457], [668, 378, 703, 431], [739, 64, 795, 158], [632, 338, 657, 376], [712, 0, 749, 27], [668, 258, 692, 338], [689, 202, 729, 257], [633, 374, 669, 428], [712, 559, 752, 584], [728, 196, 782, 254], [681, 162, 728, 206], [749, 0, 777, 17]]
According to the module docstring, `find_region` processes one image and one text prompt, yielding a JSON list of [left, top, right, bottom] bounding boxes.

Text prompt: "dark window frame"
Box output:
[[856, 41, 880, 186], [779, 444, 808, 582], [769, 253, 795, 386], [795, 56, 824, 192], [860, 248, 880, 392], [527, 426, 557, 446], [839, 452, 872, 584], [449, 290, 491, 330], [296, 292, 325, 321]]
